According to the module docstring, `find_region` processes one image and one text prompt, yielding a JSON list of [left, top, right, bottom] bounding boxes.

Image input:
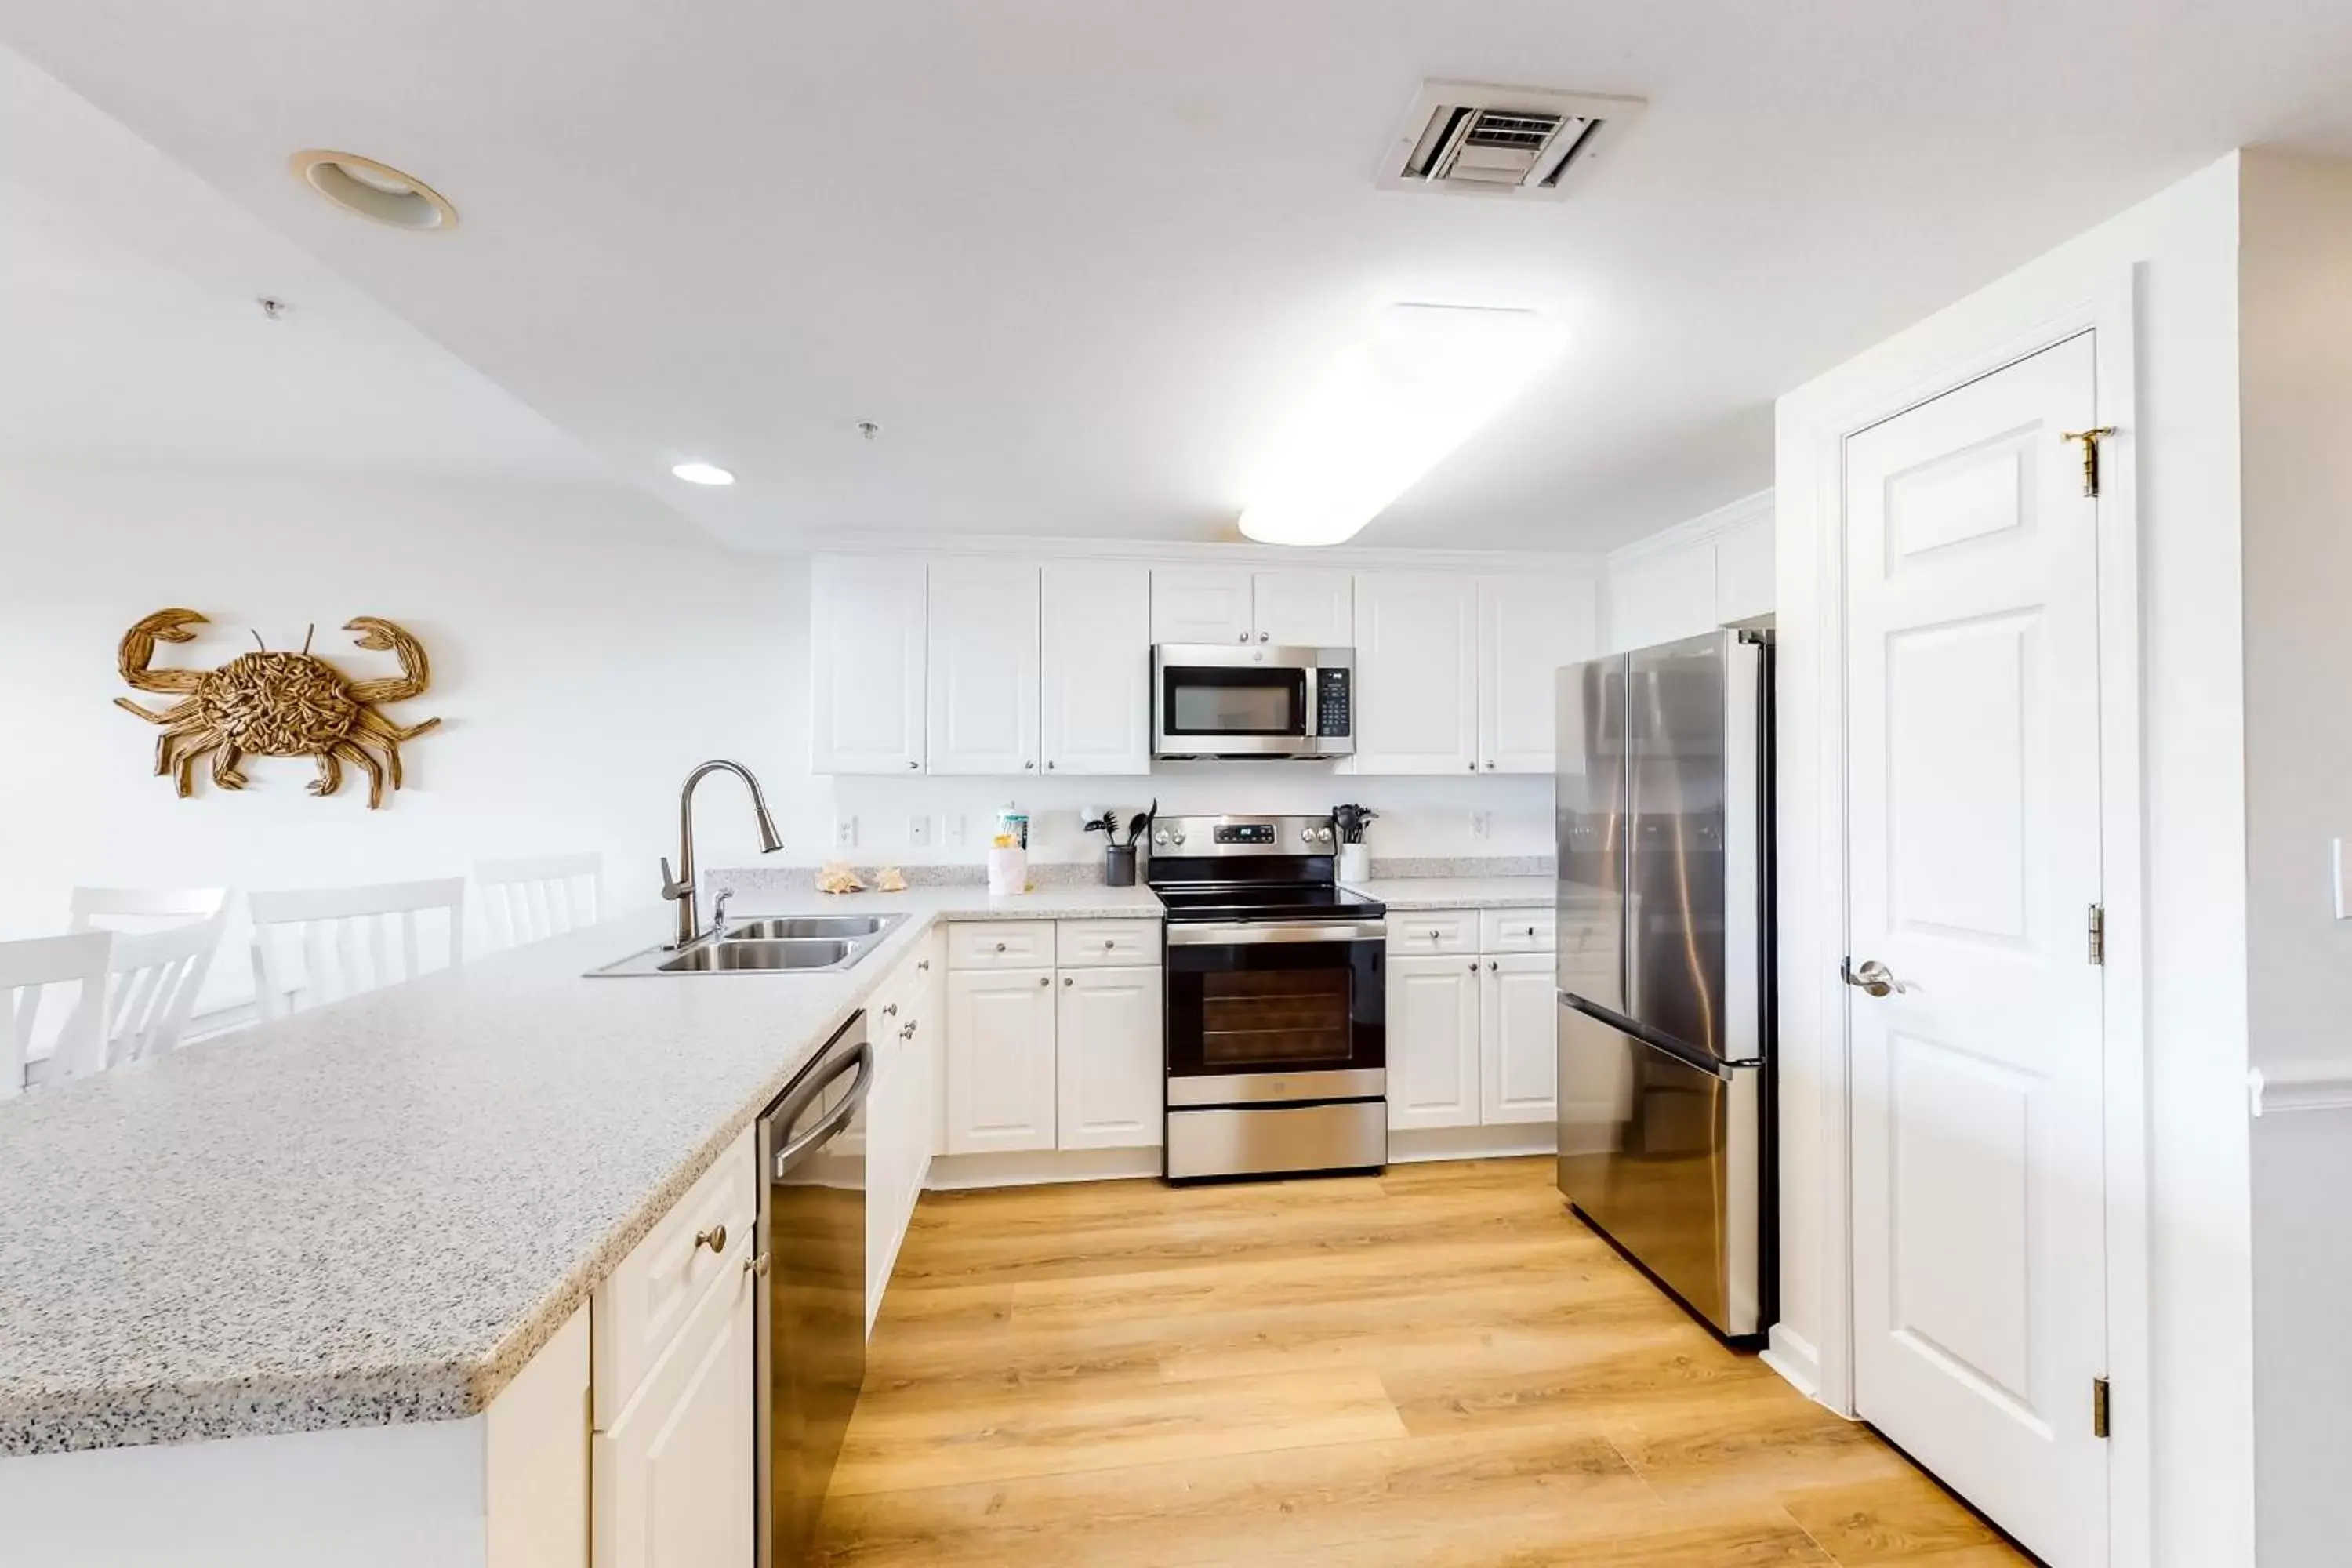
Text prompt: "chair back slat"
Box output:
[[2, 932, 114, 1097], [474, 854, 602, 952], [68, 887, 230, 932], [249, 878, 466, 1021]]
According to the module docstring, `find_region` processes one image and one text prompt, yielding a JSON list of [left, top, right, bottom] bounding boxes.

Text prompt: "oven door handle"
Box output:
[[1166, 920, 1387, 946]]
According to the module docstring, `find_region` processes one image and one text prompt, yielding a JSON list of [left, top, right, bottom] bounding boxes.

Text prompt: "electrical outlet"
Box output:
[[908, 815, 932, 848], [1471, 811, 1491, 841], [834, 816, 858, 848]]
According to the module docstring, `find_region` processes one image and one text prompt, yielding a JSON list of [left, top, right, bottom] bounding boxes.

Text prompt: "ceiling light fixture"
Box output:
[[1237, 303, 1567, 547], [670, 461, 736, 486], [289, 150, 458, 231]]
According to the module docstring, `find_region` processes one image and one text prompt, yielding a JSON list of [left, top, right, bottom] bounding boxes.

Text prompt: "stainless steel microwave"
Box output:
[[1152, 644, 1355, 760]]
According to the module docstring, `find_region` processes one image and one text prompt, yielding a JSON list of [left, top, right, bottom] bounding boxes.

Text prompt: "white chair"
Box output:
[[249, 878, 466, 1022], [474, 853, 603, 951], [67, 885, 230, 932], [2, 931, 111, 1099], [19, 914, 230, 1089]]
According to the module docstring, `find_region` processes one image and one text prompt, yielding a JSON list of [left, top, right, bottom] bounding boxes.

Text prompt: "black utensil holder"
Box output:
[[1103, 844, 1138, 887]]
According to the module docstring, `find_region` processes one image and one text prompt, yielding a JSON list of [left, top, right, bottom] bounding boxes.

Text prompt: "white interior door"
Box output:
[[926, 561, 1040, 775], [1040, 561, 1152, 775], [1845, 332, 2107, 1567]]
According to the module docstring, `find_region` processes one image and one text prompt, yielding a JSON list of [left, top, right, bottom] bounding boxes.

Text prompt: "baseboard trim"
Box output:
[[1762, 1324, 1824, 1404], [1388, 1123, 1558, 1163], [925, 1146, 1163, 1190]]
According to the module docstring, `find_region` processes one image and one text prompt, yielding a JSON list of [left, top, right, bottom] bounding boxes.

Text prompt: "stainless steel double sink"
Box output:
[[590, 913, 908, 977]]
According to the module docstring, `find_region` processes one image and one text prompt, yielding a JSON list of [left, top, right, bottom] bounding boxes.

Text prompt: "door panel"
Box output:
[[1056, 966, 1164, 1149], [1479, 573, 1598, 773], [927, 561, 1040, 775], [809, 557, 926, 775], [1845, 332, 2107, 1567], [1479, 953, 1558, 1123], [1386, 954, 1479, 1130], [1150, 566, 1254, 644], [1040, 562, 1152, 775], [1251, 568, 1353, 645], [944, 970, 1057, 1153], [1352, 574, 1478, 775]]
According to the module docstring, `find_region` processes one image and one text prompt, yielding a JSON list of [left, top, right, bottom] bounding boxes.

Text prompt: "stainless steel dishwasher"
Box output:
[[756, 1011, 871, 1568]]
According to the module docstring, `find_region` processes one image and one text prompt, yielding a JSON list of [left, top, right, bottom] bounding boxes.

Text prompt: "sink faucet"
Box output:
[[662, 760, 785, 948]]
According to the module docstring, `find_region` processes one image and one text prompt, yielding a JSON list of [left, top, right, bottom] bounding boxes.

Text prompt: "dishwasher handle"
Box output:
[[772, 1038, 874, 1177]]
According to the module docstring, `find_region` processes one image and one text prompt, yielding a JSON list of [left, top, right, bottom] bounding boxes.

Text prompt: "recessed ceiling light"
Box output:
[[671, 461, 736, 486], [1238, 303, 1566, 546], [289, 150, 458, 231]]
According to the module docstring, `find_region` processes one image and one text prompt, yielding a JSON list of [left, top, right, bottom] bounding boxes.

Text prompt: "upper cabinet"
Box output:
[[1352, 574, 1479, 774], [1602, 501, 1775, 653], [1040, 562, 1152, 775], [927, 562, 1040, 775], [1149, 567, 1352, 647], [1478, 572, 1599, 774], [810, 557, 927, 775]]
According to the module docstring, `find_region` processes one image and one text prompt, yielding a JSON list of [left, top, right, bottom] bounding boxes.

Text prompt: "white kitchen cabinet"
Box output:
[[1149, 566, 1255, 644], [810, 556, 927, 775], [944, 968, 1058, 1154], [1712, 514, 1775, 625], [1479, 953, 1559, 1125], [1478, 572, 1599, 774], [1040, 561, 1152, 775], [1386, 953, 1482, 1131], [1055, 966, 1164, 1149], [1352, 574, 1479, 775], [927, 561, 1040, 775], [1149, 566, 1352, 647], [1250, 568, 1353, 646], [592, 1247, 754, 1568]]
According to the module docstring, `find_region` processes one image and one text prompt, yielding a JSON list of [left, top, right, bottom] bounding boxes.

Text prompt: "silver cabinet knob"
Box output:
[[1843, 958, 1907, 997], [695, 1225, 728, 1254], [743, 1251, 771, 1277], [1467, 761, 1477, 771], [1427, 929, 1441, 940], [881, 1002, 898, 1017], [994, 941, 1007, 953], [1488, 958, 1498, 971], [907, 760, 919, 770], [1038, 975, 1050, 987], [1236, 631, 1249, 643], [1485, 761, 1496, 770], [1047, 760, 1056, 770], [1102, 938, 1116, 949], [1258, 630, 1270, 642], [917, 959, 930, 971], [1468, 960, 1479, 972], [1024, 760, 1035, 770], [900, 1021, 916, 1039], [1063, 976, 1074, 986]]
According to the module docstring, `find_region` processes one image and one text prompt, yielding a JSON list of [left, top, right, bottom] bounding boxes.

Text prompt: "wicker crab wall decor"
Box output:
[[113, 608, 441, 809]]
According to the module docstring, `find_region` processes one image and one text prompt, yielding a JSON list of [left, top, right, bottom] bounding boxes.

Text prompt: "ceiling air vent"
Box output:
[[1380, 82, 1646, 200]]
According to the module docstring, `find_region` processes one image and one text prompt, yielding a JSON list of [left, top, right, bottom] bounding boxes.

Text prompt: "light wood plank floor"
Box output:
[[817, 1158, 2026, 1566]]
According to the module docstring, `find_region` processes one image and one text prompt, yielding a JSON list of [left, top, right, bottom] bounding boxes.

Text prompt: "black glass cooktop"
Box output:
[[1151, 883, 1387, 923]]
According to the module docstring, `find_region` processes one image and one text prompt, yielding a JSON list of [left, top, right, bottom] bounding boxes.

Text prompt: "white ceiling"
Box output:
[[0, 47, 615, 485], [5, 2, 2352, 550]]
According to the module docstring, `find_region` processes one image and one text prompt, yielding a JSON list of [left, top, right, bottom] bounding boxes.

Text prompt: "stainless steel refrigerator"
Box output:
[[1555, 628, 1775, 1344]]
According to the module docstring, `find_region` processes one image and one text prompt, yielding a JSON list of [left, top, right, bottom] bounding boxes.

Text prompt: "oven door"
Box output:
[[1153, 645, 1349, 758], [1163, 920, 1385, 1105]]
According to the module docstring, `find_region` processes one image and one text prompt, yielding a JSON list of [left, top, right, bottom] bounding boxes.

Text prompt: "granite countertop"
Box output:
[[0, 886, 1164, 1458], [1345, 876, 1558, 910]]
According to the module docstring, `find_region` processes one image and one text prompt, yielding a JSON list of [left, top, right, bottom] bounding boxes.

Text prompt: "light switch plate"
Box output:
[[835, 816, 858, 848], [2336, 838, 2349, 920], [908, 815, 932, 848], [946, 814, 967, 848], [1471, 811, 1491, 841]]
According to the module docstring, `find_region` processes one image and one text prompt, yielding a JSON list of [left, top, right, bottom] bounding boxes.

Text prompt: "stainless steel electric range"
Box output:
[[1147, 815, 1388, 1182]]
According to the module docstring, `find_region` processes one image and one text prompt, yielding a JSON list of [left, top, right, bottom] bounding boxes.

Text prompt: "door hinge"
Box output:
[[2092, 1376, 2111, 1439], [2063, 426, 2118, 498], [2086, 903, 2105, 966]]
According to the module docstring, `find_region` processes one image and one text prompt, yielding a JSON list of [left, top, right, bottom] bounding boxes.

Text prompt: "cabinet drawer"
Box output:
[[1479, 908, 1556, 953], [1056, 919, 1163, 967], [947, 920, 1056, 969], [593, 1124, 755, 1429], [1385, 910, 1478, 956]]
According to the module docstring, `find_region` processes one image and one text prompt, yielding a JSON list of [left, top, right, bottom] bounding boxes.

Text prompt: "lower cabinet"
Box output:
[[944, 967, 1060, 1153], [1055, 966, 1163, 1149], [1387, 955, 1482, 1131], [591, 1244, 756, 1568], [1479, 953, 1559, 1125]]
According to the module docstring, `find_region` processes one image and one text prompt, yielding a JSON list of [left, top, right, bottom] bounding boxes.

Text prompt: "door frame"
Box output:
[[1777, 270, 2151, 1564]]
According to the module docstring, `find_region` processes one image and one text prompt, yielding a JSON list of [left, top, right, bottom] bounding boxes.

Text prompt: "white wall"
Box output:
[[1774, 154, 2252, 1563], [0, 462, 805, 1009], [2238, 147, 2352, 1566], [1602, 488, 1774, 652]]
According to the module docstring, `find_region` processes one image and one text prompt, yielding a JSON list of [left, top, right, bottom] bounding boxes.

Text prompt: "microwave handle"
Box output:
[[1303, 666, 1319, 739]]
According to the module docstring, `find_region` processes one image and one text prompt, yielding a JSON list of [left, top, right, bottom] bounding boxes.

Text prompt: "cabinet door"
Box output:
[[592, 1258, 754, 1568], [1386, 954, 1482, 1131], [1056, 965, 1164, 1150], [1352, 574, 1478, 775], [1479, 953, 1559, 1125], [927, 561, 1040, 775], [1150, 566, 1254, 645], [944, 968, 1058, 1154], [1478, 572, 1598, 775], [1252, 568, 1353, 646], [1713, 514, 1775, 625], [1040, 561, 1152, 775], [810, 556, 927, 774]]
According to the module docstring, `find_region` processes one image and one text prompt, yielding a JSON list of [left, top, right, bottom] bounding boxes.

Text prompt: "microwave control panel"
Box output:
[[1315, 668, 1352, 737]]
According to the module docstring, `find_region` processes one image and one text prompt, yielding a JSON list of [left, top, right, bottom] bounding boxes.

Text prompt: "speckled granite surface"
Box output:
[[1366, 855, 1555, 879], [0, 887, 1163, 1457], [714, 860, 1143, 894], [1344, 876, 1558, 910]]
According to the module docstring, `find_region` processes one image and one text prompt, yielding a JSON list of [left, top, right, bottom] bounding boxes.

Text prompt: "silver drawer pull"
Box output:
[[695, 1224, 728, 1255]]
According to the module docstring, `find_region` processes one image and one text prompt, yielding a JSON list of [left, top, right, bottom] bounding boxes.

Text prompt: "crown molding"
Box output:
[[1603, 488, 1775, 568], [797, 530, 1605, 575]]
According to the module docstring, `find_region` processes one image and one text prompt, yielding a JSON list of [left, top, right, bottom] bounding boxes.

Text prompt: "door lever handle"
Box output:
[[1842, 958, 1907, 997]]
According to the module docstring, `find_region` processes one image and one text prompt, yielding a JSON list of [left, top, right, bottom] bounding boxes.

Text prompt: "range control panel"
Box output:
[[1213, 822, 1278, 845], [1315, 667, 1352, 737]]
